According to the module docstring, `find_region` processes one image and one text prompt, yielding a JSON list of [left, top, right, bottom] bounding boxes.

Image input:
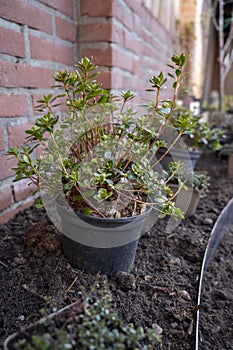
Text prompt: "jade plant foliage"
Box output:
[[8, 54, 197, 220]]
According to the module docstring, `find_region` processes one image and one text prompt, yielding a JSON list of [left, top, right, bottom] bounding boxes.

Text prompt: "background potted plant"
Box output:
[[157, 106, 225, 170], [8, 54, 194, 276], [168, 165, 210, 216]]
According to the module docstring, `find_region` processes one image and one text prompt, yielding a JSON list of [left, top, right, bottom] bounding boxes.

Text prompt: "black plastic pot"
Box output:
[[57, 204, 152, 276]]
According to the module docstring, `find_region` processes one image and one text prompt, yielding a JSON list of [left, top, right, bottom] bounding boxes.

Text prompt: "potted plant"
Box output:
[[168, 166, 210, 216], [3, 280, 162, 349], [157, 106, 225, 170], [8, 54, 194, 275]]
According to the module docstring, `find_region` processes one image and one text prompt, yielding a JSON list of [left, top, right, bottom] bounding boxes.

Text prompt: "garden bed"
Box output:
[[0, 153, 233, 349]]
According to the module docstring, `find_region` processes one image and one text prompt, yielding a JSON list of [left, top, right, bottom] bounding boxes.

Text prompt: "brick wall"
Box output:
[[78, 0, 175, 100], [0, 0, 176, 223], [0, 0, 77, 223]]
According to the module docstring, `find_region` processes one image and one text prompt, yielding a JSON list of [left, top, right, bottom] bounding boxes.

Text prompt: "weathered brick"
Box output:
[[124, 32, 142, 55], [82, 48, 112, 67], [39, 0, 74, 18], [13, 178, 37, 202], [0, 0, 52, 34], [112, 1, 134, 31], [141, 28, 154, 47], [0, 27, 25, 57], [0, 128, 5, 151], [133, 15, 142, 37], [0, 154, 18, 180], [30, 35, 74, 66], [78, 23, 112, 43], [8, 124, 33, 147], [112, 49, 133, 73], [80, 0, 112, 17], [132, 58, 140, 75], [0, 94, 28, 118], [111, 23, 124, 45], [0, 61, 55, 88], [111, 70, 124, 90], [0, 199, 34, 224], [124, 0, 142, 15], [0, 184, 12, 211], [123, 75, 139, 90], [96, 71, 111, 90], [56, 17, 76, 42]]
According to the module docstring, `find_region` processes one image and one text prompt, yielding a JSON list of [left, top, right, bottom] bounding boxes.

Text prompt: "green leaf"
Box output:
[[22, 155, 30, 164], [168, 73, 175, 79], [83, 189, 95, 198], [83, 208, 94, 215]]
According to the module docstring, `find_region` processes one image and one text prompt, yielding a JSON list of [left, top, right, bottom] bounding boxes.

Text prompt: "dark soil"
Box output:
[[1, 153, 233, 350]]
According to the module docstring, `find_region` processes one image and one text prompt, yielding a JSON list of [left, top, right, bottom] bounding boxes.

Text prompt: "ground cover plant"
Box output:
[[7, 279, 161, 350]]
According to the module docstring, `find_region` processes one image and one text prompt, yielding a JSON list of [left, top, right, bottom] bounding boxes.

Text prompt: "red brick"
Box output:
[[82, 48, 112, 67], [13, 178, 37, 202], [0, 61, 55, 88], [56, 17, 76, 42], [0, 199, 34, 224], [1, 0, 52, 34], [0, 94, 28, 118], [0, 154, 18, 180], [111, 71, 124, 90], [132, 58, 140, 75], [0, 27, 25, 57], [112, 49, 133, 72], [141, 28, 154, 47], [124, 0, 142, 15], [124, 32, 142, 55], [0, 128, 4, 151], [80, 0, 112, 17], [96, 71, 111, 89], [111, 23, 124, 45], [30, 36, 74, 66], [78, 23, 112, 43], [133, 15, 142, 37], [39, 0, 74, 18], [123, 75, 139, 90], [0, 184, 12, 211], [142, 43, 157, 59], [112, 1, 134, 31], [8, 124, 33, 147]]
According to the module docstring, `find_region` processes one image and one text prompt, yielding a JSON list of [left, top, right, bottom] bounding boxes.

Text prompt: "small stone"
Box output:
[[171, 322, 178, 328], [115, 271, 136, 292], [210, 325, 221, 334], [178, 290, 191, 301], [18, 315, 25, 321], [203, 217, 214, 225], [144, 275, 153, 281], [169, 257, 181, 266], [13, 256, 26, 265], [153, 323, 163, 335]]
